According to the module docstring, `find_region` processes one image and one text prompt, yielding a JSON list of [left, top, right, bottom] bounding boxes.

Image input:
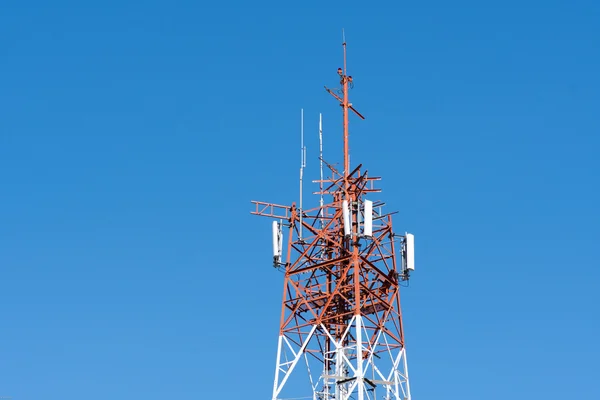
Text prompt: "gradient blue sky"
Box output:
[[1, 0, 599, 399]]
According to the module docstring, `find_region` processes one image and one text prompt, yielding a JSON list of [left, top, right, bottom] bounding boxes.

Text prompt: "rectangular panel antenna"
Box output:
[[342, 200, 351, 237], [364, 200, 373, 236], [406, 233, 415, 271], [272, 221, 282, 264]]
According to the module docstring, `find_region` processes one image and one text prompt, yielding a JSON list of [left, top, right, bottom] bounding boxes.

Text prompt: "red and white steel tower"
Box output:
[[251, 40, 416, 400]]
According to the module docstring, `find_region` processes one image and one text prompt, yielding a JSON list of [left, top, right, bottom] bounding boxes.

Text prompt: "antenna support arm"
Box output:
[[324, 86, 365, 120]]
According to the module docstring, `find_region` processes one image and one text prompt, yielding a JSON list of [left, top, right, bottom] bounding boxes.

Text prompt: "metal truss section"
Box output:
[[272, 316, 411, 400], [256, 163, 414, 400]]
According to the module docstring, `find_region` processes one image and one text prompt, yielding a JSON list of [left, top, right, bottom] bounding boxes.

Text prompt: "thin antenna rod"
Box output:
[[319, 113, 324, 228], [299, 108, 305, 240]]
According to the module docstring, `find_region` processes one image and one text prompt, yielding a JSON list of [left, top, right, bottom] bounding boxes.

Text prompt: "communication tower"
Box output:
[[251, 39, 416, 400]]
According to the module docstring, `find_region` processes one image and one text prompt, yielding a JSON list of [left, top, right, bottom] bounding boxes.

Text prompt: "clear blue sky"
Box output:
[[1, 0, 599, 399]]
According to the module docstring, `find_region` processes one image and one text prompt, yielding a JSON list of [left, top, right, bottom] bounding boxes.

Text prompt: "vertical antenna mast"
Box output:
[[324, 32, 365, 190], [319, 113, 324, 228], [342, 34, 349, 180], [299, 108, 305, 240]]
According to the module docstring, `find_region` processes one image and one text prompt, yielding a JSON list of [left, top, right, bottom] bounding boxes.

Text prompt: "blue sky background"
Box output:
[[1, 0, 599, 399]]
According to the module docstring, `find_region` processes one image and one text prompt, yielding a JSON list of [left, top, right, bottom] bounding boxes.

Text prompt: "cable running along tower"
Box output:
[[251, 39, 416, 400]]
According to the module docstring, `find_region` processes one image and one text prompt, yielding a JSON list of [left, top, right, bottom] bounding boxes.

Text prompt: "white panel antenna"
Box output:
[[342, 200, 351, 237], [363, 200, 373, 236], [405, 233, 415, 271], [272, 221, 282, 265]]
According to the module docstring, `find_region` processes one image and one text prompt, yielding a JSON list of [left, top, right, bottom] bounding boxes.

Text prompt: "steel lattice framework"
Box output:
[[251, 40, 414, 400]]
